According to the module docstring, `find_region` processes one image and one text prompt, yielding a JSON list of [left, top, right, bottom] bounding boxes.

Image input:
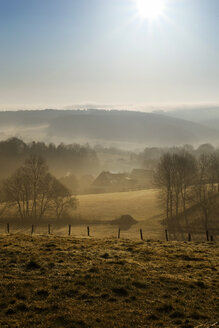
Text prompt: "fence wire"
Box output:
[[0, 222, 218, 241]]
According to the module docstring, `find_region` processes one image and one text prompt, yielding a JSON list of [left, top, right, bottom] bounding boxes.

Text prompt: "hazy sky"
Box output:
[[0, 0, 219, 110]]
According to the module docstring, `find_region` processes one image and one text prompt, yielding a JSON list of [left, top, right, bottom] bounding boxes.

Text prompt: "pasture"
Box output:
[[73, 189, 163, 239], [0, 235, 218, 328], [75, 189, 161, 222], [0, 189, 164, 240]]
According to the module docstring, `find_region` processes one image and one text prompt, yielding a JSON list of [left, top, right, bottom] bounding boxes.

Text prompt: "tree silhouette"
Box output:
[[1, 155, 77, 221]]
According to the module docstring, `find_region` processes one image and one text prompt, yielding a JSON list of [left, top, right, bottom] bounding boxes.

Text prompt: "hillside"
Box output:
[[164, 107, 219, 131], [0, 235, 218, 328], [74, 189, 162, 239], [75, 189, 160, 222], [0, 109, 219, 148], [0, 189, 163, 239]]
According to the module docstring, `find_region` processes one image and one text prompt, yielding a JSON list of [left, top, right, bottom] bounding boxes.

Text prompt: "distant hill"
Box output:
[[164, 107, 219, 130], [0, 109, 219, 148]]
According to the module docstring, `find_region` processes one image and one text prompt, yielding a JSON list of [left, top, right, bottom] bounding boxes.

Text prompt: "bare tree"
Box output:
[[208, 153, 219, 192], [192, 154, 219, 231], [173, 151, 197, 226], [154, 153, 174, 222], [50, 178, 78, 220], [154, 151, 197, 229], [1, 155, 78, 221]]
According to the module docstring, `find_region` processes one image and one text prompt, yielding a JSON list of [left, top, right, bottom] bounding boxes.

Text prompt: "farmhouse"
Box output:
[[91, 171, 135, 193], [91, 169, 154, 193]]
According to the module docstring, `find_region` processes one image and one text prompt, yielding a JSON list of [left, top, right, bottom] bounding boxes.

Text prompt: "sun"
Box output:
[[136, 0, 165, 20]]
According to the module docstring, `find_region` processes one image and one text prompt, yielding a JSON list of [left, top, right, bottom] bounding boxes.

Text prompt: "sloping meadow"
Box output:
[[0, 234, 218, 328]]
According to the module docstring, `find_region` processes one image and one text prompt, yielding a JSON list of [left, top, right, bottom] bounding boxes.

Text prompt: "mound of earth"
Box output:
[[110, 214, 138, 230]]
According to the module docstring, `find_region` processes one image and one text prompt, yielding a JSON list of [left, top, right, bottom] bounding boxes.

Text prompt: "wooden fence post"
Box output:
[[48, 224, 51, 235], [188, 233, 191, 242], [140, 229, 143, 241], [118, 228, 120, 239], [165, 229, 168, 241], [31, 224, 34, 235], [206, 230, 209, 241], [87, 226, 90, 237], [210, 235, 214, 242], [6, 223, 10, 234], [68, 224, 71, 236]]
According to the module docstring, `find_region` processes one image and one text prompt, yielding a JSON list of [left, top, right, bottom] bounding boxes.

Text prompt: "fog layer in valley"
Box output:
[[1, 108, 219, 149]]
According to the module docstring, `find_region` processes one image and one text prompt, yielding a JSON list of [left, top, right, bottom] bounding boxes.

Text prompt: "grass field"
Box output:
[[0, 189, 164, 239], [75, 189, 161, 222], [74, 189, 163, 239], [0, 190, 164, 239], [1, 189, 218, 241], [0, 234, 218, 328], [76, 189, 161, 221]]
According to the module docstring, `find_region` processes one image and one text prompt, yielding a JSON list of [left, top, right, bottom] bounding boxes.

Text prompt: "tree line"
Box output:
[[154, 150, 219, 232], [135, 143, 217, 169], [0, 137, 99, 180]]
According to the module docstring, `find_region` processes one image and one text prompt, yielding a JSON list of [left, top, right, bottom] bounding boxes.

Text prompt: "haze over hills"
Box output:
[[163, 106, 219, 130], [0, 109, 219, 149]]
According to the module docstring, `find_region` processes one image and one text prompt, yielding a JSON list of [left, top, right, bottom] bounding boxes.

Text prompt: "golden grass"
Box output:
[[0, 189, 164, 239], [75, 189, 161, 222], [70, 189, 163, 239], [0, 235, 218, 328]]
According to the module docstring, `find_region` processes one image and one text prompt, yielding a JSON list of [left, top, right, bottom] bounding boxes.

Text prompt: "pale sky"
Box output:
[[0, 0, 219, 110]]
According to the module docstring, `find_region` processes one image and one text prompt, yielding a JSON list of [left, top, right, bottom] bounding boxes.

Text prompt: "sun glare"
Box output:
[[136, 0, 165, 20]]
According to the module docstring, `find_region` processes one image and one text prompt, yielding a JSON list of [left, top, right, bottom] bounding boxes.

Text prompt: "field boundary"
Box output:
[[0, 222, 218, 242]]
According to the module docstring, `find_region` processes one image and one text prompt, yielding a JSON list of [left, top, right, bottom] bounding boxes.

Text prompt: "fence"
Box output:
[[0, 223, 155, 240], [0, 222, 218, 241], [165, 228, 219, 242]]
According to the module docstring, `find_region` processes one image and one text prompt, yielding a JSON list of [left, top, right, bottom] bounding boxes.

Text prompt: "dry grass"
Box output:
[[75, 189, 161, 222], [0, 234, 218, 328], [72, 189, 162, 239], [0, 189, 163, 239]]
